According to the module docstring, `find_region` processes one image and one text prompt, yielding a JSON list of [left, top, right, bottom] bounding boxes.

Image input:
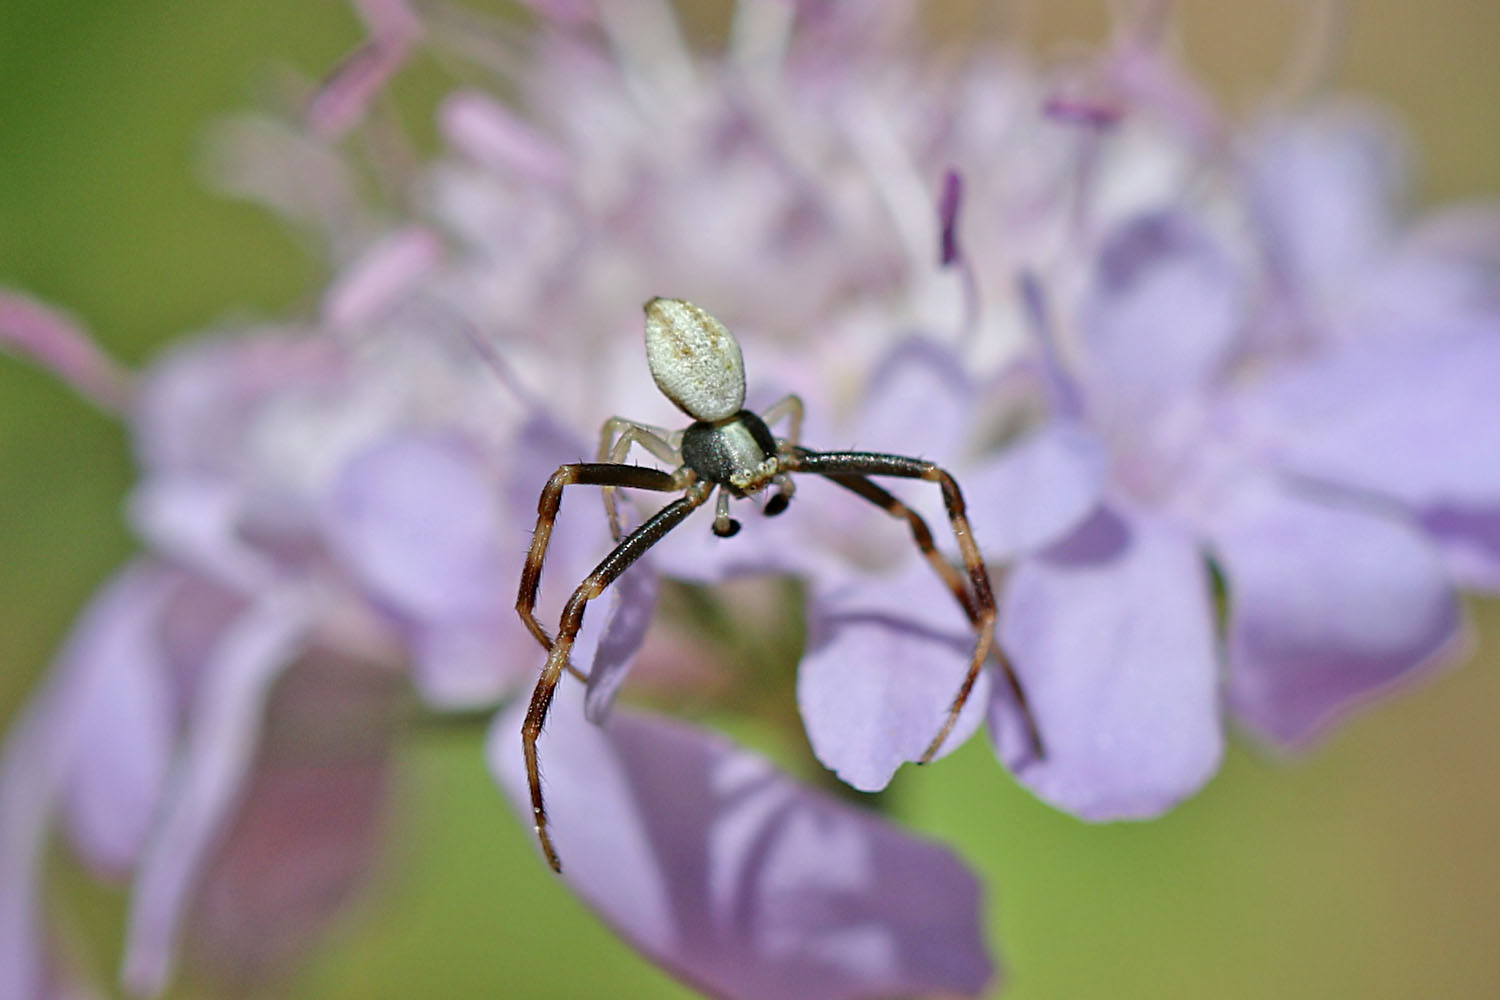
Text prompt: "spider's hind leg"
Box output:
[[783, 447, 1045, 762]]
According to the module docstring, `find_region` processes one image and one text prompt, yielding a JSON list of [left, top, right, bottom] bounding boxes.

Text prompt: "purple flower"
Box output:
[[4, 1, 1500, 998]]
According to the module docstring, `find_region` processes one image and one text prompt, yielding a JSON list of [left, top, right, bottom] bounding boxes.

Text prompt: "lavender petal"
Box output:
[[993, 505, 1223, 819], [799, 568, 992, 792], [122, 589, 311, 996], [1206, 476, 1464, 747], [489, 685, 997, 1000]]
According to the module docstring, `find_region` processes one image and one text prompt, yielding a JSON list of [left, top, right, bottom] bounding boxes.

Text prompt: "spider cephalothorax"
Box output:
[[515, 297, 1043, 872]]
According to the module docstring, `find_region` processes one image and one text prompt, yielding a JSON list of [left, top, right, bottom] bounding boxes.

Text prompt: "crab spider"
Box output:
[[515, 297, 1043, 873]]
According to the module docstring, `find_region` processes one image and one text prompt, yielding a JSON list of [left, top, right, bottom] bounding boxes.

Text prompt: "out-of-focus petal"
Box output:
[[1078, 210, 1243, 415], [965, 420, 1108, 560], [799, 567, 992, 792], [122, 589, 312, 996], [59, 569, 180, 878], [1235, 331, 1500, 587], [0, 291, 133, 412], [854, 337, 975, 464], [410, 620, 526, 708], [321, 227, 443, 331], [3, 562, 190, 1000], [993, 505, 1222, 819], [488, 685, 997, 1000], [186, 653, 395, 987], [305, 0, 421, 139], [440, 90, 572, 185], [127, 477, 273, 592], [1204, 476, 1463, 747], [1246, 106, 1405, 316], [325, 431, 509, 622]]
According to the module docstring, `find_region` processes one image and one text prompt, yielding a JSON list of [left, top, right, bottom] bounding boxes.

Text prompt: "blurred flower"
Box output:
[[4, 1, 1500, 998]]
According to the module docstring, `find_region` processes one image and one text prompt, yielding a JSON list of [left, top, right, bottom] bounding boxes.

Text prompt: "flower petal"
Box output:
[[993, 505, 1223, 819], [0, 562, 175, 1000], [799, 567, 992, 792], [1246, 107, 1404, 316], [122, 589, 311, 996], [0, 290, 132, 411], [1204, 476, 1463, 747], [325, 431, 508, 622], [583, 560, 661, 723], [185, 653, 395, 986], [854, 338, 975, 464], [1078, 210, 1243, 415], [58, 566, 180, 877], [1234, 331, 1500, 588], [965, 420, 1108, 560], [320, 227, 442, 331], [489, 685, 997, 1000]]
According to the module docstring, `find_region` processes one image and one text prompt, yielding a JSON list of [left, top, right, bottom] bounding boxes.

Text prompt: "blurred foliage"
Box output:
[[2, 2, 1498, 998]]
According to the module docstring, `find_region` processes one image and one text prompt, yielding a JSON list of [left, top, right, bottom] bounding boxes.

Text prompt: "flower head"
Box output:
[[3, 2, 1500, 998]]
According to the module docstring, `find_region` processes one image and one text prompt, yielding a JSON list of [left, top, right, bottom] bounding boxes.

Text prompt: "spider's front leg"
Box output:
[[783, 448, 1045, 761], [516, 463, 683, 677], [521, 479, 713, 873]]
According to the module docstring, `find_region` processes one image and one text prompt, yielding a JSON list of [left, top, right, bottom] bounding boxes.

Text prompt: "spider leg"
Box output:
[[516, 463, 685, 681], [783, 448, 1045, 762], [760, 393, 805, 446], [523, 480, 714, 872], [598, 417, 682, 541]]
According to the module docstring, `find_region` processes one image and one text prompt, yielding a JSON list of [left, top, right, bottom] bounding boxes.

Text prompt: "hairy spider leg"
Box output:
[[597, 417, 682, 541], [522, 479, 715, 872], [516, 463, 684, 681], [783, 448, 1046, 762]]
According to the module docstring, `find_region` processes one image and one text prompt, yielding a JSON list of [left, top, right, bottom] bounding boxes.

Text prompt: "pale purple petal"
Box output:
[[305, 0, 421, 138], [0, 291, 132, 411], [799, 567, 992, 792], [409, 621, 525, 708], [185, 653, 394, 986], [59, 589, 179, 878], [1078, 210, 1243, 415], [3, 563, 197, 1000], [1205, 476, 1463, 747], [440, 90, 572, 185], [965, 420, 1108, 560], [133, 333, 341, 475], [641, 488, 837, 585], [855, 338, 974, 464], [489, 685, 996, 1000], [0, 695, 57, 1000], [1246, 107, 1405, 312], [122, 590, 311, 996], [325, 431, 508, 622], [188, 754, 390, 984], [993, 505, 1222, 819], [127, 477, 274, 591], [583, 561, 661, 723], [320, 227, 443, 331], [1233, 332, 1500, 587]]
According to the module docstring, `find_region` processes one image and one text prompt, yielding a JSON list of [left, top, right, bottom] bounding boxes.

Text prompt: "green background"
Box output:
[[3, 2, 1499, 997]]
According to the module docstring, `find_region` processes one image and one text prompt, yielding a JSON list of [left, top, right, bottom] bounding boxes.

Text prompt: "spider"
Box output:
[[515, 297, 1044, 873]]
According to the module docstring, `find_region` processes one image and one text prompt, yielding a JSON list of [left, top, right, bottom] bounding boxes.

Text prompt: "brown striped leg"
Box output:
[[597, 417, 682, 541], [516, 463, 682, 682], [784, 448, 1045, 761], [523, 481, 713, 873]]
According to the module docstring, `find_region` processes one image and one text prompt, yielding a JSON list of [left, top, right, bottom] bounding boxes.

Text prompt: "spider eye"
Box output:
[[643, 297, 746, 422]]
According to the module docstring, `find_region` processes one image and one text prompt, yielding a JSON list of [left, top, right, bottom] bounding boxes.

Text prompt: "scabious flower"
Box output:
[[3, 1, 1499, 998]]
